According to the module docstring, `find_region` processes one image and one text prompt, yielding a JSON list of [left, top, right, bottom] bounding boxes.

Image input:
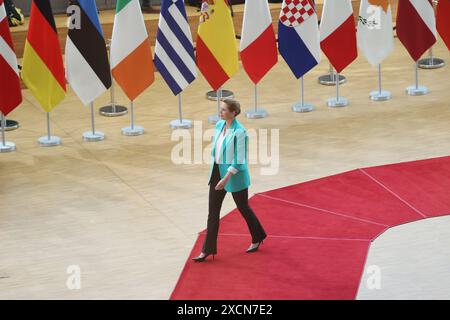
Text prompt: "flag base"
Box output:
[[206, 90, 234, 101], [170, 119, 192, 129], [3, 120, 19, 131], [327, 97, 348, 108], [83, 131, 105, 142], [122, 126, 144, 136], [406, 86, 428, 96], [292, 102, 314, 113], [38, 135, 61, 147], [370, 90, 392, 101], [99, 105, 128, 117], [418, 57, 445, 69], [245, 109, 267, 119], [319, 74, 346, 86], [0, 141, 16, 153]]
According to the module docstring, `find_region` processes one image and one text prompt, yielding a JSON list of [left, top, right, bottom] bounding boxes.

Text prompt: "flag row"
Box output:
[[1, 0, 450, 118]]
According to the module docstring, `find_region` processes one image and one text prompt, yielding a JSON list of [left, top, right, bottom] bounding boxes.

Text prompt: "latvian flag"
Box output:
[[0, 0, 22, 116], [154, 0, 197, 96], [320, 0, 357, 73], [278, 0, 321, 79], [66, 0, 112, 106], [240, 0, 278, 84], [21, 0, 66, 112], [436, 0, 450, 51], [397, 0, 437, 62]]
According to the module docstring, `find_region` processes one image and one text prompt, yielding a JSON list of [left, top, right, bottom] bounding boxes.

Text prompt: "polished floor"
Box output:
[[0, 37, 449, 299]]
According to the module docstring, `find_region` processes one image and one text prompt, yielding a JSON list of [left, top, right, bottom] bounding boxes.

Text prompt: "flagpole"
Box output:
[[318, 62, 346, 86], [418, 0, 445, 69], [179, 94, 183, 124], [292, 77, 314, 113], [0, 112, 16, 153], [245, 84, 267, 118], [208, 87, 222, 124], [122, 100, 144, 136], [99, 39, 127, 117], [170, 93, 192, 129], [255, 84, 257, 112], [38, 112, 61, 147], [327, 72, 348, 107], [83, 102, 105, 141], [407, 61, 428, 96], [370, 64, 392, 101]]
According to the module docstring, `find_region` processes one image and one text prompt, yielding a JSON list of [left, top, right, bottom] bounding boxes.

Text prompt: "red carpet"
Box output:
[[170, 156, 450, 300]]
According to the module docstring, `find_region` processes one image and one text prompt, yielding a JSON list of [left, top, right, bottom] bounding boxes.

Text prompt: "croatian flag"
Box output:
[[154, 0, 197, 95], [278, 0, 321, 79]]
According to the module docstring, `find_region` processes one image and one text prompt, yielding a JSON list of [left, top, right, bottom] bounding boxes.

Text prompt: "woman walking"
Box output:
[[192, 99, 267, 262]]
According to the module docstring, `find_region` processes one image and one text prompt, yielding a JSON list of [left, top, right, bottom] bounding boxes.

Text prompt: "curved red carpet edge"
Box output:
[[170, 156, 450, 300]]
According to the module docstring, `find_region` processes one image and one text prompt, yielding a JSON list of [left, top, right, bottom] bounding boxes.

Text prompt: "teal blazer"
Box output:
[[208, 118, 251, 192]]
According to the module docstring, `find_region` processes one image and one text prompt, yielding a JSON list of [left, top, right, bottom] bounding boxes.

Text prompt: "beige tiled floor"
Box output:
[[1, 37, 449, 299]]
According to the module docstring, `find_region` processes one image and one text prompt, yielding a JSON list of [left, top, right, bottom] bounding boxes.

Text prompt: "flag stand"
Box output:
[[246, 84, 268, 118], [319, 63, 346, 86], [0, 112, 16, 153], [292, 77, 314, 112], [99, 39, 128, 117], [208, 88, 222, 124], [418, 47, 445, 69], [38, 112, 61, 146], [122, 101, 144, 135], [83, 102, 105, 141], [206, 89, 234, 101], [327, 72, 348, 107], [170, 93, 192, 129], [370, 64, 392, 101], [406, 61, 428, 96], [2, 119, 19, 131]]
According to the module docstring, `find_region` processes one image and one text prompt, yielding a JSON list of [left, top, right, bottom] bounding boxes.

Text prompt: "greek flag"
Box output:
[[154, 0, 197, 96]]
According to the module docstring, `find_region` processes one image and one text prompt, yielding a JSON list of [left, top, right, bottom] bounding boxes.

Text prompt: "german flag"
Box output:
[[21, 0, 66, 112]]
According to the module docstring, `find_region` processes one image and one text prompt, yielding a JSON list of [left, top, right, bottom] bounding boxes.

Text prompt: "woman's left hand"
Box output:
[[215, 177, 229, 190]]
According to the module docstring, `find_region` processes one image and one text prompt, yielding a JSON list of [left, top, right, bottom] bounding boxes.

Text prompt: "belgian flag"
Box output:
[[21, 0, 66, 112]]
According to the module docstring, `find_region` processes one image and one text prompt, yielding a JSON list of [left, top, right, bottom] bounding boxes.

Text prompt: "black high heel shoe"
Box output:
[[246, 240, 264, 253], [192, 252, 215, 262]]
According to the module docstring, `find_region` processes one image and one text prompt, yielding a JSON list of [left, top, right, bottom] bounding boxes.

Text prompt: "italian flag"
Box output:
[[110, 0, 154, 101]]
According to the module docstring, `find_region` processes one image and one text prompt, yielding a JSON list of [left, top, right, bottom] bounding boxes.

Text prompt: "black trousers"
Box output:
[[202, 163, 267, 255]]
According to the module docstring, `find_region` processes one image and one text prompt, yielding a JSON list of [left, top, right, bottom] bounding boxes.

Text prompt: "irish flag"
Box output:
[[110, 0, 155, 101], [196, 0, 239, 91]]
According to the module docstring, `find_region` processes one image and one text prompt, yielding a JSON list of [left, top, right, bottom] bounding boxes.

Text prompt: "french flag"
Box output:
[[240, 0, 278, 84], [278, 0, 321, 79], [320, 0, 357, 73]]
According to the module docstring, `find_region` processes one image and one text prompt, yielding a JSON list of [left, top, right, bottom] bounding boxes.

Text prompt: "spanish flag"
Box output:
[[196, 0, 238, 91], [21, 0, 66, 112]]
